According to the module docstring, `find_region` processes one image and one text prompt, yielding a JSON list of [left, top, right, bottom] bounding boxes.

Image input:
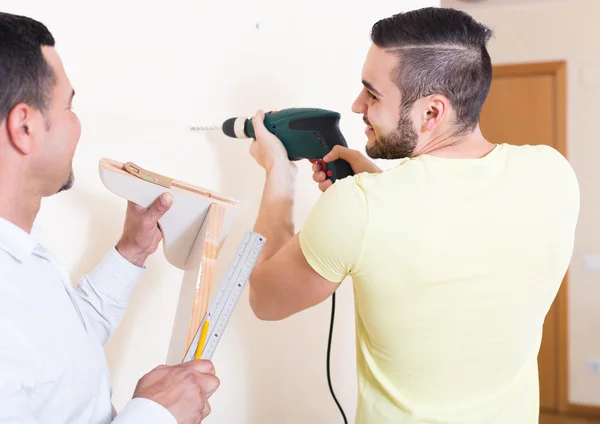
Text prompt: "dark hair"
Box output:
[[0, 12, 56, 122], [371, 7, 493, 133]]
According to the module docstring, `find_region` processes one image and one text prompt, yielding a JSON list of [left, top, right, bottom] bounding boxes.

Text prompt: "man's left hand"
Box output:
[[116, 192, 173, 267]]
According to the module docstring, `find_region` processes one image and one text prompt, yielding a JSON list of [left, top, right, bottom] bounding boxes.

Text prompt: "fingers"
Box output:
[[251, 110, 269, 140], [146, 192, 173, 222], [312, 169, 326, 183], [187, 371, 219, 399], [200, 374, 220, 398], [323, 145, 345, 162], [153, 364, 169, 371], [180, 360, 220, 398], [201, 399, 212, 420], [324, 145, 361, 164], [187, 359, 216, 375], [318, 179, 333, 192], [188, 360, 219, 397], [310, 160, 329, 191]]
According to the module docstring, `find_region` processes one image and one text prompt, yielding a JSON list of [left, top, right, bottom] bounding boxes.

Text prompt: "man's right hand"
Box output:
[[132, 360, 220, 424], [312, 145, 382, 192]]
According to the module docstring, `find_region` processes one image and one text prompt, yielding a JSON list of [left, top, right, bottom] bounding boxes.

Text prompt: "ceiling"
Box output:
[[441, 0, 567, 9]]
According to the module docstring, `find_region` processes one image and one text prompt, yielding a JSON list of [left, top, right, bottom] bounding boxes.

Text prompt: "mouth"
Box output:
[[363, 118, 373, 134]]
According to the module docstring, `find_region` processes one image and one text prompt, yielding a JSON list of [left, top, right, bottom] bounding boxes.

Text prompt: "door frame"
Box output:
[[491, 61, 569, 414]]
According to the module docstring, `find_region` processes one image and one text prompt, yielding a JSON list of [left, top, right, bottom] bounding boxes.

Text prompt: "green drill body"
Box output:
[[226, 108, 355, 183]]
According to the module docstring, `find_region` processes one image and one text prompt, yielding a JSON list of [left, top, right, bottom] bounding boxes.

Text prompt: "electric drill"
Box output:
[[221, 108, 355, 183]]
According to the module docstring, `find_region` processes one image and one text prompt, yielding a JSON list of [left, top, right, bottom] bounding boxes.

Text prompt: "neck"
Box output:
[[0, 163, 42, 234], [413, 124, 495, 159]]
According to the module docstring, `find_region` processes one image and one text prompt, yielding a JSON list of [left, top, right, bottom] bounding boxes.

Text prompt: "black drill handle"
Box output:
[[327, 158, 354, 183], [313, 157, 355, 184], [295, 115, 355, 183]]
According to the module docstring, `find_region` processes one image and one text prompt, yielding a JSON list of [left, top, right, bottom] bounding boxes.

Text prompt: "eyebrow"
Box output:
[[362, 80, 383, 97]]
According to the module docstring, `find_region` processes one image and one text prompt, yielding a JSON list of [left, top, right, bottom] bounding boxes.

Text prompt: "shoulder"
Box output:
[[347, 158, 424, 193], [318, 173, 369, 208], [319, 167, 412, 207], [505, 143, 571, 167], [302, 174, 370, 236], [0, 279, 36, 357], [507, 143, 578, 183], [503, 144, 579, 211]]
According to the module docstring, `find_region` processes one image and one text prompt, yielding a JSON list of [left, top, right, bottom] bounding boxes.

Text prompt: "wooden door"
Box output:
[[478, 61, 568, 413]]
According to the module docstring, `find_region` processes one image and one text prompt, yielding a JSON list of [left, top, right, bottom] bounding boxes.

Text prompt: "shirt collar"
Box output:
[[0, 216, 39, 262]]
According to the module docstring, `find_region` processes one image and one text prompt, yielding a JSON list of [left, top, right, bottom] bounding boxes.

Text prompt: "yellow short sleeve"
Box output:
[[299, 175, 368, 283]]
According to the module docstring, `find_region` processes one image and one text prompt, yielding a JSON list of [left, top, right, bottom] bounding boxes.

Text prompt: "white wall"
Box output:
[[2, 1, 438, 423], [441, 0, 600, 408]]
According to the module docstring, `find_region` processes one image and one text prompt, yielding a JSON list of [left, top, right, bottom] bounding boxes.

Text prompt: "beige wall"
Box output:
[[2, 1, 439, 423], [442, 0, 600, 407]]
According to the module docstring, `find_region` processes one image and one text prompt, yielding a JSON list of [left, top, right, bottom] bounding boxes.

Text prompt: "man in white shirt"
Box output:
[[0, 11, 219, 424]]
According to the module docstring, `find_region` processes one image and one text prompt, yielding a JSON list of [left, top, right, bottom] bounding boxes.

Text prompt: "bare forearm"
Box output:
[[253, 165, 297, 264]]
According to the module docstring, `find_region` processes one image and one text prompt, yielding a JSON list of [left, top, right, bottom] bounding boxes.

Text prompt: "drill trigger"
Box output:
[[309, 158, 327, 174]]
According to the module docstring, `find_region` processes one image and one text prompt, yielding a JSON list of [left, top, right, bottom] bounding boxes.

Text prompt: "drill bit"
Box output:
[[190, 125, 220, 132]]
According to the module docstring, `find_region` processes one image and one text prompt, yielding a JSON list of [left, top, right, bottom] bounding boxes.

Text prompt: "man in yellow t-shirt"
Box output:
[[245, 6, 580, 424]]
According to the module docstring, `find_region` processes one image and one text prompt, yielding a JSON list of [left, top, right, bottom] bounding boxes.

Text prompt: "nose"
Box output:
[[352, 93, 366, 115]]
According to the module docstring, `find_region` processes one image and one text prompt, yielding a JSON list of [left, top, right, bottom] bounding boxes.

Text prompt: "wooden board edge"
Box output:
[[99, 157, 239, 208]]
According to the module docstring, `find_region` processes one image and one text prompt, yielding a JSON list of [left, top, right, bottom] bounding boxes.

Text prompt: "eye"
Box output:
[[366, 91, 377, 101]]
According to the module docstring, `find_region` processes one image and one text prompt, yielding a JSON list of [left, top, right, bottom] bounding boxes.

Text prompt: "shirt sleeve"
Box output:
[[72, 247, 146, 345], [299, 175, 368, 283], [112, 398, 176, 424], [0, 326, 40, 423]]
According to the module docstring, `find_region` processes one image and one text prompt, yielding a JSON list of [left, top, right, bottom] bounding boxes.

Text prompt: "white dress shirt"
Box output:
[[0, 216, 177, 423]]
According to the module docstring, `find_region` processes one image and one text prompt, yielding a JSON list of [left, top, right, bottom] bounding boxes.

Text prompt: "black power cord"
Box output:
[[327, 292, 348, 423]]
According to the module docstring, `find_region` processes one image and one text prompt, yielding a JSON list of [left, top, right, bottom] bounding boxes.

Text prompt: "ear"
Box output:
[[421, 95, 448, 131], [5, 103, 39, 155]]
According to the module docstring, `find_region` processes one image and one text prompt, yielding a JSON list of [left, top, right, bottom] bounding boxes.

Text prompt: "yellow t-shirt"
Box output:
[[299, 143, 579, 424]]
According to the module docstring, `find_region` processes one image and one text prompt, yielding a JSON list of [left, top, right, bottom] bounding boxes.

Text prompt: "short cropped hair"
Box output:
[[371, 7, 494, 132], [0, 12, 56, 122]]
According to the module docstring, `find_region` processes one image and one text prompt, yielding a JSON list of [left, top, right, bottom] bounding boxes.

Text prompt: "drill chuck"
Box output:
[[222, 116, 250, 139]]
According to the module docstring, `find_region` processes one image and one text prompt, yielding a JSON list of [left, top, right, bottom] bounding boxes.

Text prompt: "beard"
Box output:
[[58, 168, 74, 193], [365, 107, 419, 160]]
